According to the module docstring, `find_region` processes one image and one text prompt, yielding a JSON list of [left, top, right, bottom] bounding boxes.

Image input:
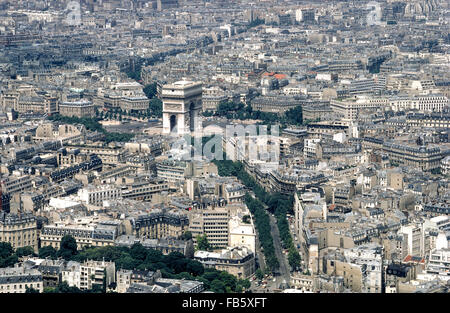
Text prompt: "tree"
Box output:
[[201, 269, 220, 282], [15, 246, 35, 258], [130, 243, 148, 261], [238, 279, 251, 290], [25, 286, 40, 293], [196, 234, 211, 251], [210, 279, 226, 293], [143, 83, 157, 99], [116, 255, 139, 270], [57, 235, 78, 260], [0, 242, 13, 259], [0, 242, 16, 268], [144, 249, 163, 264], [181, 231, 192, 241], [55, 281, 83, 293], [149, 98, 163, 118], [288, 247, 301, 270], [186, 260, 204, 276], [219, 271, 237, 291]]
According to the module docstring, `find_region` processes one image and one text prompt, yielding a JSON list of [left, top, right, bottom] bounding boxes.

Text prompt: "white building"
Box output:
[[343, 244, 383, 293], [78, 185, 122, 206], [62, 260, 115, 291], [303, 138, 321, 158], [399, 224, 423, 257], [422, 216, 450, 254], [62, 261, 81, 289], [426, 246, 450, 278], [229, 216, 256, 254]]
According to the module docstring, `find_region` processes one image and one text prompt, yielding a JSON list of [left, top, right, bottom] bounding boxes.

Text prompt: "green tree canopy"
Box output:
[[196, 234, 211, 251], [0, 242, 13, 259], [143, 82, 158, 99], [210, 279, 226, 293], [149, 98, 163, 118], [255, 268, 264, 280], [181, 231, 193, 241], [15, 246, 35, 258], [288, 247, 301, 270], [57, 235, 78, 260], [130, 243, 148, 261]]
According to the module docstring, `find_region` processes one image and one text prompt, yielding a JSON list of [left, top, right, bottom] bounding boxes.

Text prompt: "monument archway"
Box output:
[[170, 114, 177, 133]]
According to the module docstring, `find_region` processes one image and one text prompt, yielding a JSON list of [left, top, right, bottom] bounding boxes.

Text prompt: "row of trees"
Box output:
[[213, 159, 301, 271], [205, 101, 303, 127], [48, 114, 134, 144], [212, 160, 279, 272], [245, 194, 280, 272], [37, 235, 249, 293]]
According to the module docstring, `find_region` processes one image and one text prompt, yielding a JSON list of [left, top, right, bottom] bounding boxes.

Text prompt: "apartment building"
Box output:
[[323, 244, 383, 293], [0, 212, 38, 252], [126, 209, 189, 239], [121, 180, 169, 202], [383, 142, 448, 171], [189, 206, 230, 248], [389, 94, 449, 112], [250, 95, 299, 114], [426, 248, 450, 277], [406, 113, 450, 129], [40, 221, 119, 250], [78, 185, 122, 206], [0, 266, 43, 293], [15, 95, 58, 114], [0, 175, 33, 195], [228, 216, 256, 254], [120, 96, 148, 113], [399, 225, 423, 257], [59, 100, 96, 118], [61, 260, 115, 291], [80, 260, 115, 291], [330, 96, 388, 121], [65, 144, 125, 165], [156, 160, 189, 183], [194, 246, 255, 279]]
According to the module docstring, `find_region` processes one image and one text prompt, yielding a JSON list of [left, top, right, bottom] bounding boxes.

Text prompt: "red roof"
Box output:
[[274, 73, 287, 79], [403, 255, 425, 264]]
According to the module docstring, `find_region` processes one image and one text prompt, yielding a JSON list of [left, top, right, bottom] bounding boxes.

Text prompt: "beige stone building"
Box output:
[[122, 209, 189, 239], [0, 212, 38, 252], [0, 266, 43, 293], [194, 246, 255, 279], [189, 206, 230, 248], [40, 220, 120, 250], [59, 100, 95, 118]]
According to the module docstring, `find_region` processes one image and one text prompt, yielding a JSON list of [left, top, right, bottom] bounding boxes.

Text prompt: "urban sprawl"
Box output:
[[0, 0, 449, 294]]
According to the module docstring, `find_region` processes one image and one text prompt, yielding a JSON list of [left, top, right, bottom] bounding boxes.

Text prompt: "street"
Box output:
[[268, 214, 291, 289]]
